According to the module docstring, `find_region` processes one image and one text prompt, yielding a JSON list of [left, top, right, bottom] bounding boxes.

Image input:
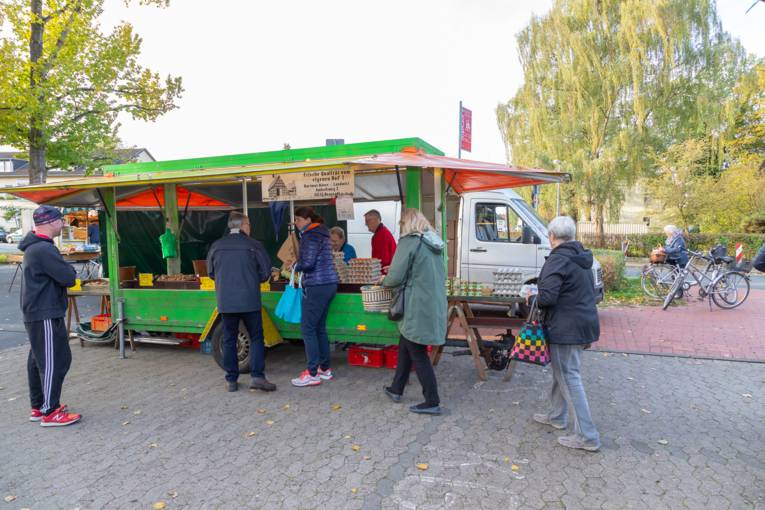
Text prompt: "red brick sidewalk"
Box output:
[[596, 289, 765, 361], [450, 290, 765, 362]]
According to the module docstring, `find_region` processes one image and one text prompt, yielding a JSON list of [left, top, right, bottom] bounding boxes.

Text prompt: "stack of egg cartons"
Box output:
[[333, 251, 349, 283], [348, 258, 382, 284], [492, 268, 524, 297]]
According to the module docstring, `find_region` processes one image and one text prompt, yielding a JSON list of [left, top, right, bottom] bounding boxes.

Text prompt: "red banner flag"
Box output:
[[460, 106, 472, 153]]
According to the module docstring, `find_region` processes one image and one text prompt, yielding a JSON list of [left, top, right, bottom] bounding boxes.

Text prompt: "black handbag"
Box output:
[[387, 236, 424, 321]]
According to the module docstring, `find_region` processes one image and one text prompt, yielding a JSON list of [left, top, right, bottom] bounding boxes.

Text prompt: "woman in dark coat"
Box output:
[[531, 216, 601, 452], [289, 207, 339, 387]]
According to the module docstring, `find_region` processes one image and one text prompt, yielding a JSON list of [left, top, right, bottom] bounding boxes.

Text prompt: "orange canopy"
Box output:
[[352, 152, 569, 193], [116, 186, 230, 209]]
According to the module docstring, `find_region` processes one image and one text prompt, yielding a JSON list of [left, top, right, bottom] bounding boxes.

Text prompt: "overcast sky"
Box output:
[[18, 1, 765, 164]]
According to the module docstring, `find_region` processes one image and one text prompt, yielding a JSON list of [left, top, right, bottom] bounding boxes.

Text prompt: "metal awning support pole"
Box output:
[[434, 167, 443, 236], [164, 183, 181, 275], [117, 298, 126, 359], [241, 177, 249, 216], [395, 165, 404, 204]]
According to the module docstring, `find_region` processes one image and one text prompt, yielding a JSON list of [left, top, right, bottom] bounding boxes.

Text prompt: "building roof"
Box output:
[[0, 148, 154, 179]]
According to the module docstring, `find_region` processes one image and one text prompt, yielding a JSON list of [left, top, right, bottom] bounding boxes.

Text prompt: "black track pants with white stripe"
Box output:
[[25, 318, 72, 415]]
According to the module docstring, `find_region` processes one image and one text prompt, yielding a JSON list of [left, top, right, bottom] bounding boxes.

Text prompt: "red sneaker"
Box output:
[[317, 367, 334, 381], [291, 369, 321, 387], [29, 409, 43, 422], [40, 405, 81, 427]]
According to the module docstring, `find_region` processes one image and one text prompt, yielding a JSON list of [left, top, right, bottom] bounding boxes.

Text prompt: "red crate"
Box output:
[[90, 314, 112, 332], [383, 345, 432, 369], [348, 345, 386, 368]]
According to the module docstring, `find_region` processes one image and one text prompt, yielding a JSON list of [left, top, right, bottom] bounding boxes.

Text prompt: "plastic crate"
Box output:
[[383, 345, 432, 369], [90, 313, 112, 332], [348, 345, 386, 368]]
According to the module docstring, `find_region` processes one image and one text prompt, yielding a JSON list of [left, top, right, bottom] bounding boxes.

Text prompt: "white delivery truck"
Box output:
[[348, 189, 604, 302]]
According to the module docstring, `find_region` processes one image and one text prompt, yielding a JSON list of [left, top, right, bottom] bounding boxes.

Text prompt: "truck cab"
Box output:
[[454, 190, 604, 302]]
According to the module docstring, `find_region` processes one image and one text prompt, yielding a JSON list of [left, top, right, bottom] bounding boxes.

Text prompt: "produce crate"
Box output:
[[348, 345, 386, 368], [90, 313, 112, 332], [153, 279, 200, 290], [384, 345, 432, 369]]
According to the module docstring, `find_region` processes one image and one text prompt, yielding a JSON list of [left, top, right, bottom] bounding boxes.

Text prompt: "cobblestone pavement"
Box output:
[[0, 341, 763, 509]]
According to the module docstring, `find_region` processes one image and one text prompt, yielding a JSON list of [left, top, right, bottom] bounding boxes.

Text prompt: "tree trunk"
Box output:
[[28, 0, 46, 184], [595, 202, 605, 246]]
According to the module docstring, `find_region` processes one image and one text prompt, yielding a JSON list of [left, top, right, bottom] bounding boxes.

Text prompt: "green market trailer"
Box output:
[[5, 138, 568, 371]]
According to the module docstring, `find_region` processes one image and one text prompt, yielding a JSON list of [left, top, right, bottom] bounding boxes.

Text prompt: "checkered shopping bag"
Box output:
[[509, 301, 550, 366]]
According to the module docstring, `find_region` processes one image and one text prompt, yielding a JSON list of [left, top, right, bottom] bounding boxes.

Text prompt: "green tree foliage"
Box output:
[[0, 0, 182, 183], [497, 0, 749, 238]]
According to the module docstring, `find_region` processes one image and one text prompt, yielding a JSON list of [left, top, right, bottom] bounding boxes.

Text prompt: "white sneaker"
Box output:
[[557, 434, 600, 452], [291, 370, 321, 387], [317, 367, 334, 381], [533, 413, 566, 430]]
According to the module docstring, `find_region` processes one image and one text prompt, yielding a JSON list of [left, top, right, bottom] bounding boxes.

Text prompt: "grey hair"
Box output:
[[548, 216, 576, 242], [228, 211, 248, 230], [663, 224, 678, 235], [329, 226, 346, 240], [363, 209, 381, 220]]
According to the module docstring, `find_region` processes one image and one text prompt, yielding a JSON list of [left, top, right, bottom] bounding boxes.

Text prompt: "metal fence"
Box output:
[[576, 222, 649, 235]]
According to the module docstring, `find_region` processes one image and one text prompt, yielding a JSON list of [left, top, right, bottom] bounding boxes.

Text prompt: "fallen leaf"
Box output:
[[416, 463, 429, 471], [133, 410, 142, 416], [247, 431, 257, 438], [489, 408, 495, 413], [511, 401, 520, 406], [657, 439, 669, 446], [503, 456, 510, 463], [622, 353, 628, 357], [282, 404, 290, 410], [265, 420, 274, 426], [167, 491, 178, 499], [7, 397, 16, 401], [169, 382, 176, 387], [331, 404, 342, 411], [152, 502, 166, 510], [742, 394, 752, 398], [602, 353, 609, 357], [351, 444, 361, 452], [627, 377, 634, 381], [344, 435, 352, 440], [351, 488, 358, 494], [4, 495, 16, 503], [120, 405, 128, 410], [641, 409, 652, 414], [122, 421, 130, 426], [0, 386, 4, 390], [362, 455, 371, 460], [511, 464, 521, 472], [257, 408, 267, 414], [148, 443, 158, 448]]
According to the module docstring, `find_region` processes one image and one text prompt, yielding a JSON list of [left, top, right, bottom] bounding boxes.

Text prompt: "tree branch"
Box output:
[[41, 1, 83, 78], [41, 1, 74, 23], [71, 103, 169, 122]]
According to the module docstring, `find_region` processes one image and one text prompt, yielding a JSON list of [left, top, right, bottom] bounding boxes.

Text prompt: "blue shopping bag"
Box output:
[[275, 271, 302, 324]]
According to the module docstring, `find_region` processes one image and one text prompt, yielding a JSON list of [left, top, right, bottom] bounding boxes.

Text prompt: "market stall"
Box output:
[[2, 137, 568, 379]]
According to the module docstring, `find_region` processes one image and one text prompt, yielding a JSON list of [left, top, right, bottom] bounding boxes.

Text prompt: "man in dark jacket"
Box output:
[[532, 216, 600, 452], [753, 243, 765, 273], [20, 205, 82, 427], [207, 211, 276, 393]]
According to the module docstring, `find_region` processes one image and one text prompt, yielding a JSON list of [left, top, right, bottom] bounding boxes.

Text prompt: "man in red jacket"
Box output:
[[364, 209, 397, 272]]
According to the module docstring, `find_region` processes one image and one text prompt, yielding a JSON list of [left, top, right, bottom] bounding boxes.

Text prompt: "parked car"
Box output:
[[7, 229, 24, 244], [0, 227, 6, 243]]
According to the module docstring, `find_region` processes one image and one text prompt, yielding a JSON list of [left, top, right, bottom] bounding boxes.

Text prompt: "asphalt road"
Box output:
[[0, 264, 102, 351]]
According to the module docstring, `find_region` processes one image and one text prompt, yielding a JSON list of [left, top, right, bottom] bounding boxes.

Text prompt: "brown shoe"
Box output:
[[249, 377, 277, 392]]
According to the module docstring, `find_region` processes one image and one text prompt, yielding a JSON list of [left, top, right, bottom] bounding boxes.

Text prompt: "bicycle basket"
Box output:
[[710, 245, 727, 259], [649, 249, 667, 264]]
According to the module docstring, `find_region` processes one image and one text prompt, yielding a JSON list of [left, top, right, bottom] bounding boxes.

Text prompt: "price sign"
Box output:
[[138, 273, 154, 287]]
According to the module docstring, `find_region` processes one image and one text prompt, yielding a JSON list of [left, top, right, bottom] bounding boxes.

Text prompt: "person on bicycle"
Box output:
[[661, 225, 688, 267]]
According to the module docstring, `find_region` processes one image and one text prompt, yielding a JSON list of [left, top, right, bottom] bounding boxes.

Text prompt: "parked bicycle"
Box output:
[[641, 245, 731, 300], [662, 249, 750, 310]]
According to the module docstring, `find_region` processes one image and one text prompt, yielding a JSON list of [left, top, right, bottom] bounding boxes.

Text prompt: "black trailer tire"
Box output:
[[211, 319, 251, 374]]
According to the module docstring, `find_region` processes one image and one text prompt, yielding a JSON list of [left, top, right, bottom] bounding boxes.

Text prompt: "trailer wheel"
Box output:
[[211, 320, 251, 374]]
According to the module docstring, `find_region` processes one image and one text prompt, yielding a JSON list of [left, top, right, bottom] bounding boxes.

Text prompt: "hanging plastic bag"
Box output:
[[275, 271, 302, 324], [159, 228, 177, 259]]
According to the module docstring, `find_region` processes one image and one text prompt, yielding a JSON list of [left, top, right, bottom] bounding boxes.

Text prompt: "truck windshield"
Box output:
[[511, 199, 548, 235]]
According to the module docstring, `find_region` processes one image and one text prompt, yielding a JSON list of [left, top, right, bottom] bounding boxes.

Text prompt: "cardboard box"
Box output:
[[277, 232, 299, 264]]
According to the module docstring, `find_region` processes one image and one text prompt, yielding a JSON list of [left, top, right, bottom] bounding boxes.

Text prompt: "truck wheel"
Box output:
[[211, 320, 251, 374]]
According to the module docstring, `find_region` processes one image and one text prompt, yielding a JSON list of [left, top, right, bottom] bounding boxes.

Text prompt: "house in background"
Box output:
[[0, 148, 155, 231]]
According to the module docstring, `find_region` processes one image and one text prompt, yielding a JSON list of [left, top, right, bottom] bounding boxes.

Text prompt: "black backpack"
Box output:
[[754, 244, 765, 272]]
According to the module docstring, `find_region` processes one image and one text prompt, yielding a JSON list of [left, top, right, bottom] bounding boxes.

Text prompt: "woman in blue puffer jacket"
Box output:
[[290, 206, 339, 387]]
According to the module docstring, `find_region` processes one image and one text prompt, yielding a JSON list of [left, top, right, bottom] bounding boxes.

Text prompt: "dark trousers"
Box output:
[[25, 318, 72, 415], [389, 335, 440, 407], [300, 283, 337, 376], [221, 311, 265, 382]]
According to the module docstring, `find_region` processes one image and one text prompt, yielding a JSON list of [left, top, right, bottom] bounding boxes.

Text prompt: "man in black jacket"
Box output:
[[207, 211, 276, 392], [20, 206, 82, 427], [531, 216, 600, 452]]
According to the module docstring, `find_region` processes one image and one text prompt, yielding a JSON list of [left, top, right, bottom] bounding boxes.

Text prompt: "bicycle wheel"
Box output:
[[641, 265, 675, 299], [662, 274, 684, 310], [711, 271, 751, 309]]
